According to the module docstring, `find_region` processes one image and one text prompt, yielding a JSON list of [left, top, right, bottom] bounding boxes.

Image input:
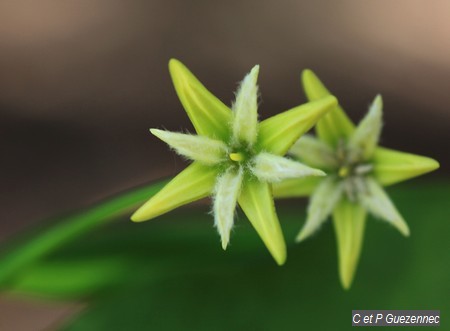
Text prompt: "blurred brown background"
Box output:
[[0, 1, 449, 329]]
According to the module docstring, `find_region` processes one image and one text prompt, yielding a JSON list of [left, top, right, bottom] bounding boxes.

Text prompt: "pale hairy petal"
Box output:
[[361, 177, 410, 236], [289, 134, 338, 169], [213, 167, 244, 250], [151, 129, 228, 165], [348, 95, 383, 161], [332, 198, 367, 290], [232, 65, 259, 146], [296, 177, 343, 242], [131, 162, 218, 222], [251, 152, 325, 183], [238, 179, 286, 265]]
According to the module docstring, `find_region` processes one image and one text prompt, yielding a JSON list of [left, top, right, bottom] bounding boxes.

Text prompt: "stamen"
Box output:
[[338, 166, 350, 178], [229, 152, 244, 162]]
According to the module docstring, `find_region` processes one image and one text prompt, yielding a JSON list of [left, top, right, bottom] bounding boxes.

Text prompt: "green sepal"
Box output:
[[238, 179, 286, 265], [169, 59, 232, 141], [301, 69, 355, 146], [272, 177, 322, 198], [332, 197, 367, 290], [258, 96, 337, 156], [131, 162, 218, 222], [372, 147, 440, 187]]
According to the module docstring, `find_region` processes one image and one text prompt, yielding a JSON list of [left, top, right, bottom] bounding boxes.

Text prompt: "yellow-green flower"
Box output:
[[131, 60, 337, 265], [273, 70, 439, 286]]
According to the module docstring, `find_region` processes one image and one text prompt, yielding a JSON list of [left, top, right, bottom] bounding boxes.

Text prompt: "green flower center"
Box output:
[[335, 141, 373, 201]]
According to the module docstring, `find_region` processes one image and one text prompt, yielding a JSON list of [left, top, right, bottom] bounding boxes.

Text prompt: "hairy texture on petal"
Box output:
[[238, 179, 286, 265], [251, 152, 325, 183], [296, 177, 343, 242], [213, 167, 244, 250], [289, 134, 338, 170], [151, 129, 227, 165], [131, 162, 217, 222], [348, 95, 383, 161], [372, 147, 440, 186], [272, 176, 322, 198], [302, 69, 355, 147], [332, 198, 367, 290], [232, 65, 259, 146], [361, 177, 410, 236], [258, 96, 337, 156], [169, 59, 232, 141]]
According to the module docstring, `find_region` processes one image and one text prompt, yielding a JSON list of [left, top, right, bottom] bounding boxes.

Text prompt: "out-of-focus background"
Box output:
[[0, 1, 449, 330]]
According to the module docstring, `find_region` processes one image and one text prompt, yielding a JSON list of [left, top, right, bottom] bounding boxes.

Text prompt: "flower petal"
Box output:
[[289, 134, 338, 170], [348, 95, 383, 161], [131, 162, 218, 222], [272, 176, 322, 198], [258, 95, 337, 156], [361, 177, 410, 236], [169, 59, 232, 140], [213, 167, 244, 250], [332, 197, 367, 290], [296, 177, 343, 242], [302, 69, 355, 146], [151, 129, 228, 165], [372, 147, 440, 186], [232, 65, 259, 146], [251, 152, 325, 183], [238, 179, 286, 265]]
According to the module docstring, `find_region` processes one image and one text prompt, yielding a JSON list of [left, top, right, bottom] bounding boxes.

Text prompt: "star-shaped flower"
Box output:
[[273, 70, 439, 285], [131, 60, 337, 265]]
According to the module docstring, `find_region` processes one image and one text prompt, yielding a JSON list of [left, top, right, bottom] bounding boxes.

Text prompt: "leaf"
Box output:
[[332, 197, 367, 290], [8, 258, 127, 299], [258, 96, 337, 156], [238, 179, 286, 265], [301, 69, 355, 146], [131, 162, 217, 222], [372, 147, 440, 186], [0, 180, 168, 286], [169, 59, 232, 141]]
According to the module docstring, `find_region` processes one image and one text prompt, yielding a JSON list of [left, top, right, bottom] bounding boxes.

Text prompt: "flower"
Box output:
[[273, 70, 439, 285], [131, 60, 337, 265]]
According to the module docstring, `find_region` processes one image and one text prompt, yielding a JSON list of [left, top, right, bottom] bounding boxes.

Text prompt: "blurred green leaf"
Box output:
[[0, 180, 168, 286], [1, 179, 448, 331]]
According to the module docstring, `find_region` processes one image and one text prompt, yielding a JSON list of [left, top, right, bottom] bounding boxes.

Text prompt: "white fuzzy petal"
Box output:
[[360, 177, 410, 236], [251, 152, 326, 183], [296, 177, 343, 242], [348, 95, 383, 161], [213, 167, 244, 249], [151, 129, 227, 165], [232, 65, 259, 146], [289, 134, 338, 169]]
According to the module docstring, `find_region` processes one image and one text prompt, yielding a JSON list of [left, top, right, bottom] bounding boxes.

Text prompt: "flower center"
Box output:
[[335, 140, 373, 201]]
